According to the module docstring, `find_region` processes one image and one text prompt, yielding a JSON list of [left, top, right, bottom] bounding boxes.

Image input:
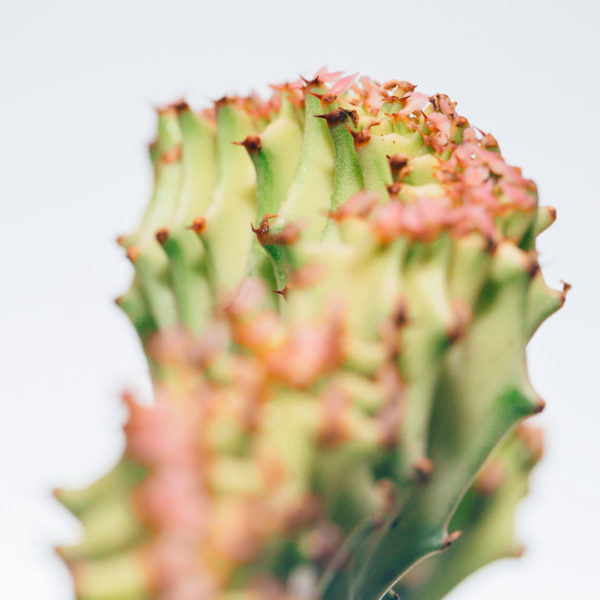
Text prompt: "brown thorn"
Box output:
[[273, 284, 290, 300], [187, 216, 206, 234], [387, 154, 411, 181], [442, 530, 462, 549], [300, 74, 322, 87], [386, 182, 402, 197], [160, 144, 182, 164], [316, 108, 359, 127], [349, 127, 371, 147], [524, 252, 540, 278], [233, 134, 262, 154], [155, 228, 169, 245], [548, 206, 557, 221], [392, 298, 409, 328], [560, 280, 571, 305], [116, 234, 126, 246], [126, 246, 139, 263], [532, 398, 546, 414], [412, 457, 434, 485], [167, 99, 190, 113], [447, 300, 472, 344], [475, 459, 506, 495]]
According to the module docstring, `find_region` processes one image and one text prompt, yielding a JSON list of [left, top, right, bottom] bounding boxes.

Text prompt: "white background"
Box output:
[[1, 1, 599, 598]]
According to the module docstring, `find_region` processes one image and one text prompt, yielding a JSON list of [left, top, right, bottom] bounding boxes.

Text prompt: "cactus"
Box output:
[[56, 70, 566, 600]]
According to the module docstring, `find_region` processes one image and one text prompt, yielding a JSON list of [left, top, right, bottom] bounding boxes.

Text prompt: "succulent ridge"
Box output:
[[57, 69, 566, 600]]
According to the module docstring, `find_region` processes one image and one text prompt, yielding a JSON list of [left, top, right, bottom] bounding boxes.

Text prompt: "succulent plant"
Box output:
[[56, 69, 567, 600]]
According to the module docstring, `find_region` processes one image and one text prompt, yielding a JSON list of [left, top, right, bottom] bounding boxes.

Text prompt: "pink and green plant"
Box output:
[[56, 70, 566, 600]]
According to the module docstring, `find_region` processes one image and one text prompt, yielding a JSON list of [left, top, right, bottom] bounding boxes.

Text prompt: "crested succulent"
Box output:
[[56, 69, 567, 600]]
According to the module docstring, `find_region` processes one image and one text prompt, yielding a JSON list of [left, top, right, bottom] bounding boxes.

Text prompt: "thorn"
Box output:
[[155, 228, 169, 245], [475, 459, 506, 495], [516, 423, 544, 462], [166, 99, 190, 113], [116, 234, 126, 246], [524, 252, 540, 278], [514, 542, 526, 557], [114, 296, 123, 306], [382, 80, 416, 94], [273, 284, 290, 300], [485, 235, 498, 253], [349, 127, 371, 147], [300, 74, 322, 87], [309, 90, 338, 104], [159, 144, 183, 164], [412, 457, 434, 484], [560, 280, 571, 305], [386, 182, 402, 196], [387, 154, 411, 180], [547, 206, 557, 221], [315, 108, 359, 127], [233, 134, 262, 153], [215, 95, 232, 108], [388, 590, 402, 599], [532, 398, 546, 414], [157, 105, 178, 117], [187, 217, 206, 234], [251, 213, 278, 238], [391, 297, 409, 328], [252, 214, 303, 246], [126, 246, 139, 263], [442, 530, 462, 549], [447, 300, 472, 343]]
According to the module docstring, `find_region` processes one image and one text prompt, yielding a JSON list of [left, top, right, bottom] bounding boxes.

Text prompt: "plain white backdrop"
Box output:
[[1, 1, 599, 598]]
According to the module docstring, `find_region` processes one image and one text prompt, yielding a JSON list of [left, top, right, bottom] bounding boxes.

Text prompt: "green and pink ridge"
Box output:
[[55, 69, 567, 600]]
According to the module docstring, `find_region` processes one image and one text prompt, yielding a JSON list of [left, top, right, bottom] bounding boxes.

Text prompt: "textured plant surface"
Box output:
[[56, 70, 566, 600]]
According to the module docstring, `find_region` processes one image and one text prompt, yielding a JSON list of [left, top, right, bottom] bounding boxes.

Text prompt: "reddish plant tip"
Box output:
[[560, 280, 571, 305], [475, 459, 507, 495], [429, 93, 457, 117], [187, 216, 207, 234], [386, 182, 402, 197], [412, 457, 434, 485], [533, 398, 546, 414], [165, 99, 190, 113], [524, 252, 540, 278], [251, 213, 279, 236], [516, 423, 544, 462], [300, 74, 323, 88], [349, 128, 371, 147], [387, 154, 411, 180], [252, 214, 304, 246], [273, 285, 290, 300], [157, 106, 178, 117], [215, 95, 233, 108], [383, 80, 416, 95], [447, 300, 473, 344], [442, 530, 462, 549], [155, 228, 169, 245], [126, 246, 140, 263], [316, 108, 359, 127], [391, 298, 409, 328], [160, 144, 183, 165], [234, 135, 262, 154], [308, 90, 338, 105], [480, 132, 498, 148]]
